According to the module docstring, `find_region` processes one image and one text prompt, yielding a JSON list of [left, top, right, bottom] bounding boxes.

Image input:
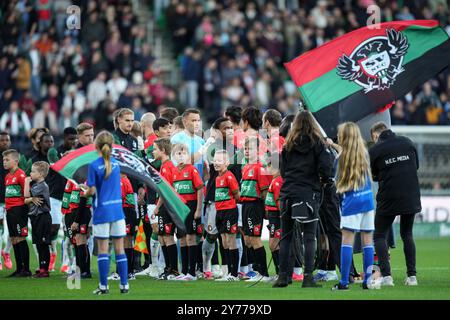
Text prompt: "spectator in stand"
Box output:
[[180, 47, 202, 108], [0, 100, 32, 138], [33, 100, 58, 134], [87, 71, 108, 109]]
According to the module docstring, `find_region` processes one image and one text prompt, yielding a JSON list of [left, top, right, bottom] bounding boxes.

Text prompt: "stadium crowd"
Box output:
[[1, 0, 450, 155]]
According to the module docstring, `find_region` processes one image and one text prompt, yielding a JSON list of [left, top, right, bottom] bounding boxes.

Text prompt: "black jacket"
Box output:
[[280, 135, 333, 200], [369, 130, 421, 216]]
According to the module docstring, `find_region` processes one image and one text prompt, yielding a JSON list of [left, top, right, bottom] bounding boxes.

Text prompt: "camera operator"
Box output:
[[273, 111, 333, 288]]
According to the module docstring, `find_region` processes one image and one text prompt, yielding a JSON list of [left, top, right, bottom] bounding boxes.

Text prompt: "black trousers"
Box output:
[[374, 214, 416, 277], [279, 199, 318, 276], [318, 184, 341, 271]]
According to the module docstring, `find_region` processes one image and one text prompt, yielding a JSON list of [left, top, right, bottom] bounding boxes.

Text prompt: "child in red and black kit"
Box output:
[[213, 150, 241, 281], [69, 181, 93, 278], [152, 138, 179, 279], [171, 143, 204, 281], [121, 173, 137, 279], [240, 137, 272, 282], [265, 154, 283, 276], [3, 149, 31, 277]]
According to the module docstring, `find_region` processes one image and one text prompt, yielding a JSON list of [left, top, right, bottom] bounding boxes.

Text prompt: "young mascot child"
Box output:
[[152, 138, 180, 279], [24, 161, 52, 278], [240, 137, 272, 282], [171, 143, 204, 281], [3, 149, 31, 277], [213, 150, 241, 281]]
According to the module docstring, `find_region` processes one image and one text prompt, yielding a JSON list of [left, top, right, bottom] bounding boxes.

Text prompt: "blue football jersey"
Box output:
[[87, 157, 125, 224]]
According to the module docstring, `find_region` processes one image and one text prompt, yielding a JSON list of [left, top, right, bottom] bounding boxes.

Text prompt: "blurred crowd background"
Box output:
[[0, 0, 449, 151]]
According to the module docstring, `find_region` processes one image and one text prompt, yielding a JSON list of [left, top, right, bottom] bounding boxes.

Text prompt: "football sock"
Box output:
[[50, 239, 57, 254], [229, 248, 239, 277], [236, 237, 243, 270], [167, 244, 178, 271], [78, 244, 87, 273], [74, 245, 80, 271], [20, 240, 30, 272], [196, 241, 203, 271], [272, 249, 280, 275], [125, 248, 134, 274], [161, 245, 168, 270], [32, 244, 39, 263], [211, 241, 219, 265], [294, 267, 303, 275], [116, 253, 128, 286], [180, 245, 188, 275], [363, 245, 375, 284], [12, 243, 22, 272], [4, 236, 12, 254], [150, 237, 160, 266], [254, 247, 268, 277], [202, 239, 215, 272], [224, 248, 231, 275], [188, 245, 197, 276], [0, 224, 3, 252], [97, 254, 110, 287], [340, 245, 353, 286], [86, 246, 91, 273]]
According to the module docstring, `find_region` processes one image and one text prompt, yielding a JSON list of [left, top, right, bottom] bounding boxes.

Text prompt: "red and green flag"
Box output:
[[50, 144, 190, 233], [285, 20, 450, 137]]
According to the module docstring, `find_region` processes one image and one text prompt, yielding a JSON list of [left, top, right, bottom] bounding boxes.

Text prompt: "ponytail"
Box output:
[[95, 131, 114, 179], [101, 144, 112, 179]]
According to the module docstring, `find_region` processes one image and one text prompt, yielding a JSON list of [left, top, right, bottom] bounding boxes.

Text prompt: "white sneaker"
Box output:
[[405, 276, 418, 286], [245, 274, 271, 282], [182, 274, 197, 281], [148, 265, 160, 278], [381, 276, 395, 287], [173, 273, 187, 281], [212, 265, 222, 279], [326, 271, 338, 281], [215, 273, 231, 282], [135, 265, 152, 276], [226, 275, 240, 282], [107, 272, 120, 281]]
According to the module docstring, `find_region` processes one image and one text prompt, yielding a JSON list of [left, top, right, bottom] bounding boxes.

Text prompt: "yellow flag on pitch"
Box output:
[[134, 220, 149, 254]]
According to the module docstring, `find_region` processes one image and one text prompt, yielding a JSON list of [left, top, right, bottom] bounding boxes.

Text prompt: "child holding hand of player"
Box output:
[[24, 161, 52, 278], [213, 150, 240, 281]]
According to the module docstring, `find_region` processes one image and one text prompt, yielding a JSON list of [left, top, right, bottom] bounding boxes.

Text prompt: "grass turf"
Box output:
[[0, 238, 449, 300]]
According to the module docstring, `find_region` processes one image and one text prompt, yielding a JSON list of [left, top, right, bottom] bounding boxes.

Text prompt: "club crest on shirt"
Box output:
[[12, 177, 16, 183], [248, 170, 254, 177], [184, 172, 189, 178], [220, 180, 224, 186]]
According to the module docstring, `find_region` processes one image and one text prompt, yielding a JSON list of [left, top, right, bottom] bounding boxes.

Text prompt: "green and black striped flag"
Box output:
[[50, 144, 190, 233], [285, 20, 450, 137]]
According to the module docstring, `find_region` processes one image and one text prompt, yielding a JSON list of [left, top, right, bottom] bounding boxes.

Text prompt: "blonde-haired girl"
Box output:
[[81, 131, 129, 294], [330, 122, 375, 290]]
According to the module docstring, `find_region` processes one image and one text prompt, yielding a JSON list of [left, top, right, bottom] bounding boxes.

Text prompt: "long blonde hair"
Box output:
[[95, 131, 113, 179], [336, 122, 371, 193]]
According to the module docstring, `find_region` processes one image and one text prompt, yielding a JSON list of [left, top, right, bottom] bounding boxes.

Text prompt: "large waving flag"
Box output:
[[285, 20, 450, 137], [50, 144, 190, 233]]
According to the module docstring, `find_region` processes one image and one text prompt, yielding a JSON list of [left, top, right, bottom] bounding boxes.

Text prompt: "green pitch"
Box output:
[[0, 238, 449, 300]]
